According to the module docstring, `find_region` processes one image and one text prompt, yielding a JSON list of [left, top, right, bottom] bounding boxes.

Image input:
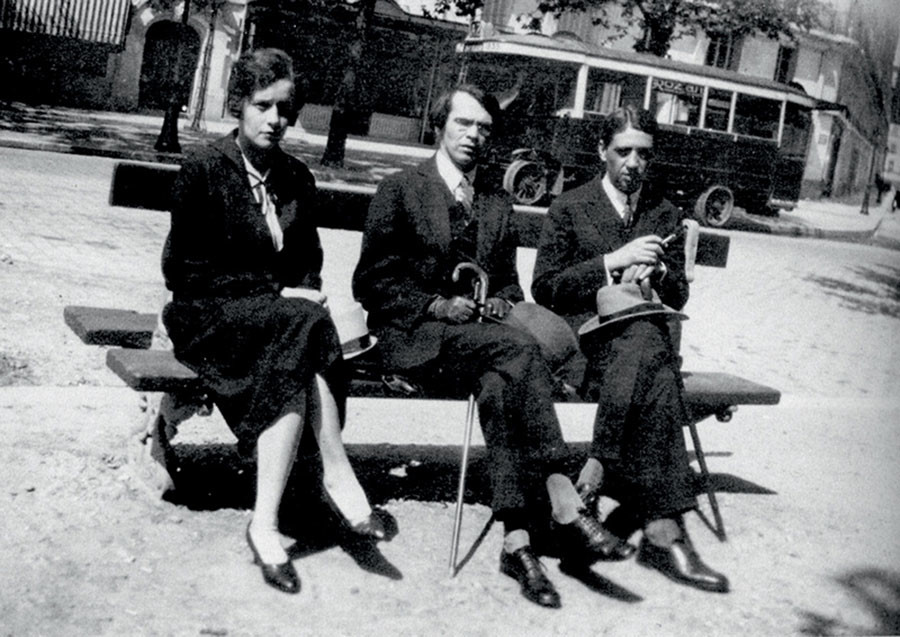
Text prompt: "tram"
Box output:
[[458, 31, 818, 224]]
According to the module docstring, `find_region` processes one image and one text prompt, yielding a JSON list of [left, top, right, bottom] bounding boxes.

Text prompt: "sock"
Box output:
[[546, 473, 583, 525], [575, 457, 604, 493], [503, 529, 531, 554], [644, 517, 682, 548]]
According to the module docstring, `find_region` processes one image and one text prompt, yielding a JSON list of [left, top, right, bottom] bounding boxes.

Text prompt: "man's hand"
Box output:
[[432, 296, 478, 323], [620, 263, 656, 284], [605, 234, 664, 271], [481, 297, 511, 320]]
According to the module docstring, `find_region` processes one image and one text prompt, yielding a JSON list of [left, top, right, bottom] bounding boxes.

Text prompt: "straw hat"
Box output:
[[329, 299, 377, 359]]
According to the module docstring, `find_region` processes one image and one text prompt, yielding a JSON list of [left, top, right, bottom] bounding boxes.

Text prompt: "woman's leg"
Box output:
[[309, 374, 373, 526], [249, 410, 304, 564]]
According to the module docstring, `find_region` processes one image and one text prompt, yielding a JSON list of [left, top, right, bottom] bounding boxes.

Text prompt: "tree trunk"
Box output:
[[189, 1, 221, 131], [321, 0, 376, 168], [155, 0, 192, 153]]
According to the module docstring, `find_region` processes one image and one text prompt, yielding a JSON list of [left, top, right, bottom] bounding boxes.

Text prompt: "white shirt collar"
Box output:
[[601, 173, 640, 219], [435, 148, 476, 194]]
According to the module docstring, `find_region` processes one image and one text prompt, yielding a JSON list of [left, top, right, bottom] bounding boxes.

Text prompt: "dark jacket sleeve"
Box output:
[[352, 176, 437, 330], [532, 199, 607, 315], [162, 150, 213, 293], [276, 162, 324, 291], [647, 200, 689, 311], [483, 193, 524, 304]]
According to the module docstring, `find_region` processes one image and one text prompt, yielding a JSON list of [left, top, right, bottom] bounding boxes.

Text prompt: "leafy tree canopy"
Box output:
[[431, 0, 823, 57]]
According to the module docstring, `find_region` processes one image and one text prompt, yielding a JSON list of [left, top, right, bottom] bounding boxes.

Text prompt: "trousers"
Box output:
[[581, 317, 696, 530], [409, 320, 569, 517]]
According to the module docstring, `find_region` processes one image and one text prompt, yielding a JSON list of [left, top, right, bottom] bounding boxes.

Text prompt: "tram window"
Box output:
[[704, 88, 731, 131], [733, 94, 779, 140], [585, 68, 645, 114], [781, 102, 811, 154], [650, 78, 701, 126]]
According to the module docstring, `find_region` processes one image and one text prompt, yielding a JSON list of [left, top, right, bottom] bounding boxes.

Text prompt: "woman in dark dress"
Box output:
[[161, 48, 382, 594]]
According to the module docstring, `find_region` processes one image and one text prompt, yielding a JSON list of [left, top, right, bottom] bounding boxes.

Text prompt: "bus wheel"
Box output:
[[503, 159, 547, 206], [694, 185, 734, 227]]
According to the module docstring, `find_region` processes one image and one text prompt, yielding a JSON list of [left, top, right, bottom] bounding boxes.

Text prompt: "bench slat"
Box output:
[[107, 162, 729, 266], [104, 347, 780, 408], [65, 305, 158, 349]]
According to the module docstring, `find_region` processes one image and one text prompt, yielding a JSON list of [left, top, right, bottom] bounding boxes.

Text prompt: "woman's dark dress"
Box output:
[[161, 133, 344, 456]]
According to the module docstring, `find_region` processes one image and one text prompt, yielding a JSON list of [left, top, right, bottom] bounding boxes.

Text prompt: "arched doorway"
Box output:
[[139, 20, 201, 111]]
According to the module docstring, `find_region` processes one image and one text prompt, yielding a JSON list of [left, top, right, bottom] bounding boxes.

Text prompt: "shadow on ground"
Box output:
[[797, 567, 900, 636], [805, 263, 900, 320]]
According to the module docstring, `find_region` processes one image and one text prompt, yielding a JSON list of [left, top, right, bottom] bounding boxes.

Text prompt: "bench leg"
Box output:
[[127, 392, 209, 499], [686, 420, 727, 541]]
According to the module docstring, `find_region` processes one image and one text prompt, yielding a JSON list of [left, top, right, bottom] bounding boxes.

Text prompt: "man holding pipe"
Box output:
[[533, 105, 729, 594]]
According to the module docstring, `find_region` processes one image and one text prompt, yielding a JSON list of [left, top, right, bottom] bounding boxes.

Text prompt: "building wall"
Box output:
[[883, 122, 900, 186], [479, 0, 896, 202]]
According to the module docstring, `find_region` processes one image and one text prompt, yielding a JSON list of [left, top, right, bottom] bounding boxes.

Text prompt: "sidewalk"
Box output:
[[2, 101, 898, 248]]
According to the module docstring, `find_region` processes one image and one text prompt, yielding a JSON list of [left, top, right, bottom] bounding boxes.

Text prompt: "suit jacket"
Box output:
[[353, 156, 524, 369], [162, 132, 323, 300], [532, 175, 689, 333]]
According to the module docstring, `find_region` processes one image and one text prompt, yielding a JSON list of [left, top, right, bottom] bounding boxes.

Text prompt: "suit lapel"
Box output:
[[416, 157, 454, 250], [580, 176, 620, 238]]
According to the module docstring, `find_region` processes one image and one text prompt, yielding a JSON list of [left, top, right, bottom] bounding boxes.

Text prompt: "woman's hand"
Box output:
[[281, 287, 328, 306]]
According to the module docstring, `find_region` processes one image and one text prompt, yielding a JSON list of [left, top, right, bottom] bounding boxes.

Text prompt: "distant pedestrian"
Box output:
[[893, 188, 899, 213]]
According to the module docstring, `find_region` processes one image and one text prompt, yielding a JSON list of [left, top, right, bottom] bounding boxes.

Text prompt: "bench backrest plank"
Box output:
[[109, 162, 730, 267]]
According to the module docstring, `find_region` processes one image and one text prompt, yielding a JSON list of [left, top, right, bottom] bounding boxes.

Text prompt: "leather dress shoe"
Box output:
[[499, 547, 562, 609], [637, 537, 729, 593], [560, 513, 636, 563], [246, 524, 300, 594], [350, 512, 386, 541]]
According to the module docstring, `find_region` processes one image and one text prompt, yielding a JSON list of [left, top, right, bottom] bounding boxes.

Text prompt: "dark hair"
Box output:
[[227, 48, 303, 124], [598, 105, 658, 148], [429, 83, 501, 132]]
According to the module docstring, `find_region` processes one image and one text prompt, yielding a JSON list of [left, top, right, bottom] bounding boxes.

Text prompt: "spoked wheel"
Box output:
[[503, 159, 548, 206], [694, 185, 734, 227]]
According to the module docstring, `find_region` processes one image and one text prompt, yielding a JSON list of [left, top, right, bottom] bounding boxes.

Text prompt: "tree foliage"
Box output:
[[431, 0, 823, 57]]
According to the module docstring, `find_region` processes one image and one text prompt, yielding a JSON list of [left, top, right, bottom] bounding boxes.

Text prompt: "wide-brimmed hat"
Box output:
[[578, 282, 687, 337], [499, 301, 579, 372], [330, 299, 378, 359]]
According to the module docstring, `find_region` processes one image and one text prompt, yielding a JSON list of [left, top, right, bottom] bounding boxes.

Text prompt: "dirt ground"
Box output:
[[2, 147, 900, 636]]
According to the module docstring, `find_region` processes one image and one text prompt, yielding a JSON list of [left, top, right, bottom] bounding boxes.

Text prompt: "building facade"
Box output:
[[0, 0, 465, 142], [479, 0, 897, 200]]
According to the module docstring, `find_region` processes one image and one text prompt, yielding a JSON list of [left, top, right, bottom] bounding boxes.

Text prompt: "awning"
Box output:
[[0, 0, 131, 45]]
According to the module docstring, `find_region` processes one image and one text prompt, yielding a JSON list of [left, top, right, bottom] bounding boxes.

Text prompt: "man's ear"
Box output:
[[598, 143, 607, 162]]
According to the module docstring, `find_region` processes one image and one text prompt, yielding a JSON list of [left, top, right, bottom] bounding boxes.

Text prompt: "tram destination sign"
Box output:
[[652, 78, 703, 98]]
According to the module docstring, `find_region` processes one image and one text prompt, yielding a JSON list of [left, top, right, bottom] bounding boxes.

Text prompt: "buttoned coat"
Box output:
[[532, 175, 697, 520], [532, 175, 689, 334], [353, 156, 524, 370]]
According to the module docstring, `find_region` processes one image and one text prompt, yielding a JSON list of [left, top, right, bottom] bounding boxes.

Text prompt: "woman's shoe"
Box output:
[[245, 523, 300, 594]]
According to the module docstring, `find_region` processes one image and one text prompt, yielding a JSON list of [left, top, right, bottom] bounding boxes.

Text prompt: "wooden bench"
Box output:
[[64, 161, 780, 540]]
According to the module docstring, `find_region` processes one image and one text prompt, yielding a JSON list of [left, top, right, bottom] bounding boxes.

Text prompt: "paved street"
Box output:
[[1, 146, 899, 635]]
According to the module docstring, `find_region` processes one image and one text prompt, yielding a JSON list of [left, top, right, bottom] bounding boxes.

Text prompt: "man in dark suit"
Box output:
[[353, 85, 631, 608], [533, 105, 729, 594]]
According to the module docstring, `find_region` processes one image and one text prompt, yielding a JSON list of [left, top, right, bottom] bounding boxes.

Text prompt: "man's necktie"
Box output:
[[456, 175, 474, 217], [622, 196, 634, 229]]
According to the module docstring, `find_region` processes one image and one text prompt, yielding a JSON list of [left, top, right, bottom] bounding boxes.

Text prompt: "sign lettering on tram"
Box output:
[[652, 78, 703, 98]]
